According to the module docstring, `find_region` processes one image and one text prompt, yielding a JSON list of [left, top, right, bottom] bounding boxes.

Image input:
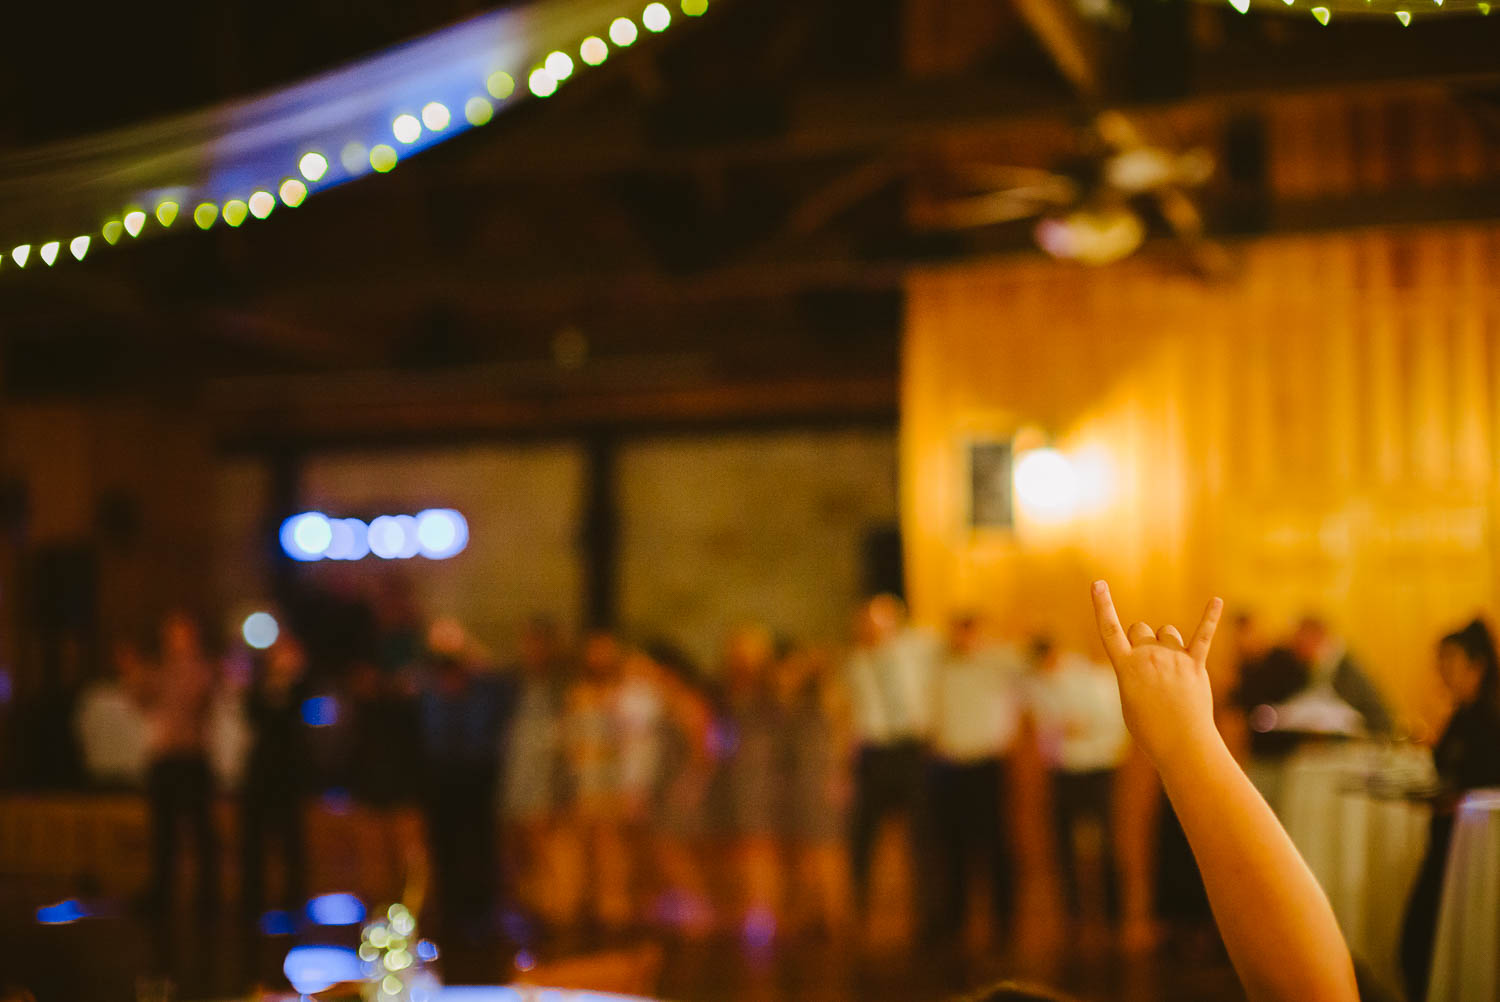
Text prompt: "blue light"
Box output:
[[283, 945, 363, 994], [324, 517, 370, 561], [301, 695, 340, 727], [36, 899, 87, 925], [280, 512, 333, 561], [415, 939, 439, 962], [259, 909, 297, 936], [306, 892, 366, 926], [415, 508, 469, 559], [368, 515, 409, 560]]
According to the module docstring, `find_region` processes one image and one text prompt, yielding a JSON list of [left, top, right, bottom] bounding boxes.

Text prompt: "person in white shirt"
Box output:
[[1026, 636, 1129, 922], [843, 594, 938, 921], [75, 640, 150, 789], [928, 614, 1025, 942]]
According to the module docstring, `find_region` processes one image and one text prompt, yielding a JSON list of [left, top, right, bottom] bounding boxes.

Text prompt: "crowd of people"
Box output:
[[5, 581, 1497, 997]]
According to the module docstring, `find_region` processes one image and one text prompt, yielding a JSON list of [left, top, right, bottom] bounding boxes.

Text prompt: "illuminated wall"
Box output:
[[903, 224, 1500, 727]]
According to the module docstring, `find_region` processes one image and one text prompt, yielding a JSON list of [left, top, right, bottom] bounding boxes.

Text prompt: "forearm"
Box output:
[[1158, 737, 1357, 1002]]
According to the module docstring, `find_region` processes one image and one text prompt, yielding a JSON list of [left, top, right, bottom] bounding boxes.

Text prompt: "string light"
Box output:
[[69, 236, 90, 261], [580, 36, 609, 64], [545, 50, 575, 80], [528, 68, 558, 97], [11, 245, 30, 268], [39, 241, 60, 266], [102, 221, 123, 245], [248, 190, 275, 219], [487, 70, 516, 99], [194, 203, 219, 229], [155, 201, 179, 227], [279, 178, 308, 207], [370, 144, 398, 172], [421, 101, 451, 131], [1312, 5, 1331, 19], [123, 211, 146, 237], [299, 151, 329, 181], [610, 16, 639, 45], [392, 113, 422, 144], [643, 2, 671, 31], [682, 0, 707, 13], [222, 200, 249, 227], [465, 95, 494, 125], [1396, 8, 1411, 20]]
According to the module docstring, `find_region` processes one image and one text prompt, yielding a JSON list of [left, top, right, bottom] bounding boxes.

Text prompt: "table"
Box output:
[[1427, 789, 1500, 1002], [1274, 742, 1433, 997]]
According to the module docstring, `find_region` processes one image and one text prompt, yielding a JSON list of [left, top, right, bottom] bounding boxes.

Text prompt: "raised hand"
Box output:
[[1090, 580, 1224, 765]]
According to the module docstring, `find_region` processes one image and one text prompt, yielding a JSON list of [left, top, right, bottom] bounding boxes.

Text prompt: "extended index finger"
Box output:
[[1091, 580, 1132, 664], [1188, 596, 1225, 665]]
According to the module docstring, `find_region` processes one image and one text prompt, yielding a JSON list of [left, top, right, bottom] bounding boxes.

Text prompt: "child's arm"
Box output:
[[1090, 581, 1357, 1002]]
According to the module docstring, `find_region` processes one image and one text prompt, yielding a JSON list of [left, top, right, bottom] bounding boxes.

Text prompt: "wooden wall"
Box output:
[[903, 223, 1500, 729]]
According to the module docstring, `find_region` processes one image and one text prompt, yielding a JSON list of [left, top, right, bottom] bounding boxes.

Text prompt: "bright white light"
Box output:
[[580, 36, 609, 65], [69, 236, 90, 261], [1228, 0, 1250, 12], [528, 68, 557, 97], [421, 101, 451, 131], [393, 113, 422, 143], [544, 51, 574, 80], [242, 611, 280, 650], [299, 151, 329, 181], [39, 241, 60, 266], [609, 17, 639, 45], [367, 516, 408, 560], [280, 512, 334, 561], [643, 2, 672, 31], [248, 190, 276, 219], [123, 211, 146, 237], [415, 509, 469, 559], [1013, 448, 1079, 517], [10, 245, 29, 268]]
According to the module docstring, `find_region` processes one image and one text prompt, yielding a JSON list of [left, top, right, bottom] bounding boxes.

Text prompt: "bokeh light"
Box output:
[[416, 940, 439, 962], [283, 946, 363, 996], [464, 95, 494, 126], [301, 695, 339, 727], [155, 201, 179, 227], [222, 200, 249, 227], [193, 203, 219, 229], [368, 515, 421, 559], [370, 144, 399, 173], [580, 36, 609, 65], [415, 508, 469, 559], [528, 68, 558, 97], [392, 113, 422, 143], [341, 142, 370, 175], [279, 178, 308, 207], [102, 221, 124, 245], [69, 236, 90, 261], [421, 101, 451, 131], [280, 512, 334, 561], [544, 50, 574, 80], [306, 892, 366, 926], [1013, 447, 1079, 517], [123, 211, 146, 237], [242, 611, 280, 649], [299, 151, 329, 181], [9, 245, 29, 268], [643, 2, 672, 31], [324, 517, 369, 560], [682, 0, 708, 14], [39, 242, 59, 266], [35, 899, 87, 925], [486, 70, 515, 99], [248, 191, 275, 219], [609, 17, 639, 45]]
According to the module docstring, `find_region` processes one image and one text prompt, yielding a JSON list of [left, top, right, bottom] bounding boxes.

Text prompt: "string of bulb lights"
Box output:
[[0, 0, 708, 277], [1214, 0, 1489, 25]]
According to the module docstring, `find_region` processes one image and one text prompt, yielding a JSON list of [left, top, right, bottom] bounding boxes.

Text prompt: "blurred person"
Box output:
[[647, 644, 717, 938], [721, 624, 786, 943], [344, 660, 426, 907], [141, 611, 222, 914], [1291, 615, 1393, 737], [561, 631, 631, 930], [419, 637, 514, 935], [501, 616, 571, 925], [1400, 618, 1500, 1002], [928, 614, 1025, 945], [239, 632, 314, 918], [776, 645, 854, 940], [1026, 637, 1128, 925], [74, 639, 150, 789], [844, 594, 938, 928]]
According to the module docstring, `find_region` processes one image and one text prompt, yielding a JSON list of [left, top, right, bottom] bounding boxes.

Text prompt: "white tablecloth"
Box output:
[[1428, 789, 1500, 1002], [1274, 743, 1432, 996]]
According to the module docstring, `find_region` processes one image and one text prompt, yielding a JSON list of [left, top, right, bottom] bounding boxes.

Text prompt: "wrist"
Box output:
[[1150, 723, 1233, 790]]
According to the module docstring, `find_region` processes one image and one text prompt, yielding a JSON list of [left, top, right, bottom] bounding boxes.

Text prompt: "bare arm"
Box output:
[[1090, 581, 1357, 1002]]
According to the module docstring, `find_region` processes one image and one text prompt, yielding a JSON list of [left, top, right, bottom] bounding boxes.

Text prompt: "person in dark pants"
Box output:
[[928, 614, 1024, 943], [1400, 619, 1500, 1002], [419, 638, 516, 935], [142, 612, 220, 914], [843, 595, 938, 928], [239, 633, 313, 919]]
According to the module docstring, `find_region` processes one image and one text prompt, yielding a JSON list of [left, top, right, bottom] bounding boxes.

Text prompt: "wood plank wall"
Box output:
[[903, 223, 1500, 731]]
